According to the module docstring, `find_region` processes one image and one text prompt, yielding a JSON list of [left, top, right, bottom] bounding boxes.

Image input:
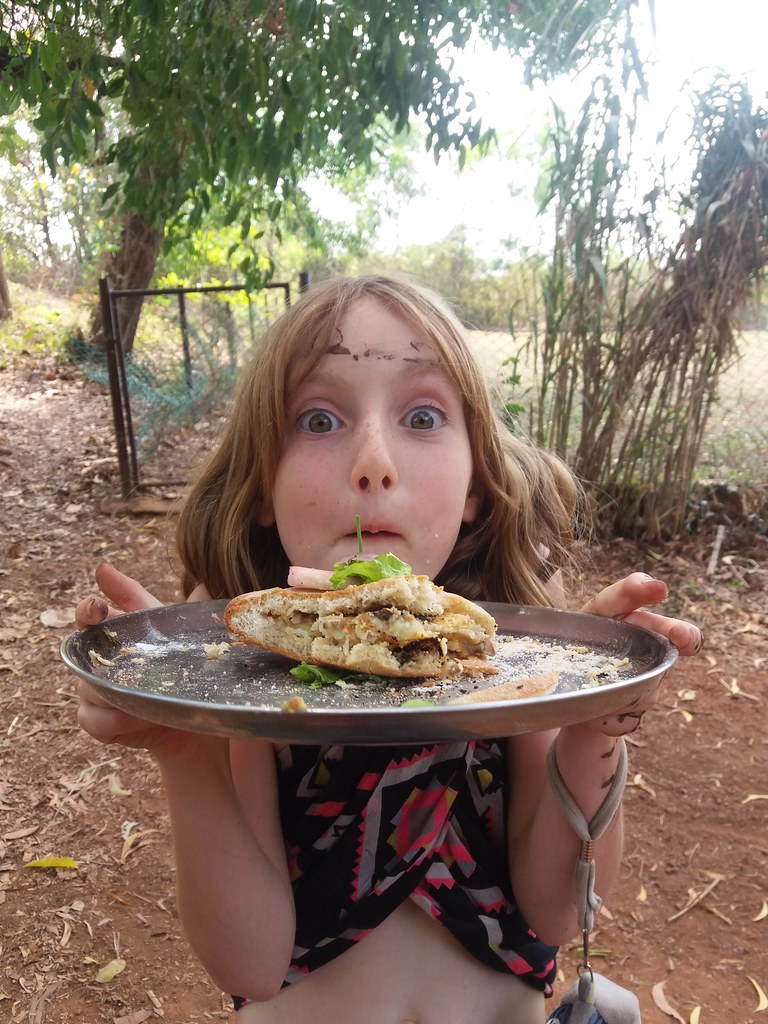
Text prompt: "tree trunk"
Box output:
[[0, 246, 12, 319], [89, 209, 164, 352]]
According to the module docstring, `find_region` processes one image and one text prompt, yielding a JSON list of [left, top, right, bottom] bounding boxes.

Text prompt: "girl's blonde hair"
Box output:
[[176, 275, 582, 604]]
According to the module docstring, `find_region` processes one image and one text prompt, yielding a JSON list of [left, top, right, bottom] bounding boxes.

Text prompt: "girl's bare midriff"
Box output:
[[234, 898, 545, 1024]]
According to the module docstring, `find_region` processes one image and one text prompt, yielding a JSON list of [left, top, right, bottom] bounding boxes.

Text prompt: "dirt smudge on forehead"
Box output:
[[324, 328, 438, 365]]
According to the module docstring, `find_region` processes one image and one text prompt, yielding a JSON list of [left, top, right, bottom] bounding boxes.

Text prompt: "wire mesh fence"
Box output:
[[74, 281, 290, 496]]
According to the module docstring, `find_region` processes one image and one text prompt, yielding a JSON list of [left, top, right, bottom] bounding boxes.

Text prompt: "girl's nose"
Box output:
[[350, 423, 398, 492]]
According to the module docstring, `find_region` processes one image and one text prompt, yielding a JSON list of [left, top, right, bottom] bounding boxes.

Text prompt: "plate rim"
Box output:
[[60, 598, 678, 733]]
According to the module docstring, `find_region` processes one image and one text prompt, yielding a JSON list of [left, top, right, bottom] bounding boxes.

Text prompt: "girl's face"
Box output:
[[267, 297, 481, 577]]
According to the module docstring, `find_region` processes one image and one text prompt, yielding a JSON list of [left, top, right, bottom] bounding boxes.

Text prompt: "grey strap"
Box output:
[[546, 737, 628, 938]]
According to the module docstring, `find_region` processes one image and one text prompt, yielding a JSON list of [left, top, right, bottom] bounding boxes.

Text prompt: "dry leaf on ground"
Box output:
[[651, 981, 686, 1022], [747, 976, 768, 1012], [96, 958, 127, 984]]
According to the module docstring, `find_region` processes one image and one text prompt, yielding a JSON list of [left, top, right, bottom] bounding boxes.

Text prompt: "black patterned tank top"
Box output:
[[275, 739, 557, 992]]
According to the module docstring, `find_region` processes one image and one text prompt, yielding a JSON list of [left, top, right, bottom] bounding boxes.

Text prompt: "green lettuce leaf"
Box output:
[[289, 663, 386, 689], [329, 552, 412, 589], [289, 663, 344, 687]]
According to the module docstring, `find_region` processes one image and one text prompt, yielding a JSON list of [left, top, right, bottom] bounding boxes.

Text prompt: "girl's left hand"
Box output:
[[574, 572, 702, 736], [580, 571, 703, 657]]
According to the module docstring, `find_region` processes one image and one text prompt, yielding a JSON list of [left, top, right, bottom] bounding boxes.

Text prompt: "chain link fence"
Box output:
[[74, 281, 291, 497]]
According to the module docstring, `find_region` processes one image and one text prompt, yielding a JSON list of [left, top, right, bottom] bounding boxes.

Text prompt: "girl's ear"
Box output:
[[255, 498, 275, 528], [462, 481, 483, 524]]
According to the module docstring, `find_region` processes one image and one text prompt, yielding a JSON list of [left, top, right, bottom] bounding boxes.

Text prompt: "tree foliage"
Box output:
[[0, 111, 111, 288], [0, 0, 642, 247]]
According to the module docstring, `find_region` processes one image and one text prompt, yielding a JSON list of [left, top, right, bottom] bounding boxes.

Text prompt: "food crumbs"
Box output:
[[204, 641, 230, 660], [88, 650, 117, 667], [281, 695, 308, 713]]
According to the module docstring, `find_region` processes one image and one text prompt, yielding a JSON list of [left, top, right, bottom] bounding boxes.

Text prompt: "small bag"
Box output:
[[545, 739, 642, 1024], [546, 972, 641, 1024]]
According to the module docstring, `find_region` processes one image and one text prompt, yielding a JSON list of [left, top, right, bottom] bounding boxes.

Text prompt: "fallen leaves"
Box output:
[[668, 707, 693, 723], [651, 981, 685, 1022], [719, 676, 761, 702], [120, 826, 159, 864], [0, 618, 33, 642], [23, 855, 78, 870], [108, 773, 132, 797], [747, 976, 768, 1012], [627, 772, 657, 799], [2, 825, 39, 841], [96, 958, 127, 984], [113, 1010, 153, 1024], [48, 899, 88, 947], [704, 904, 732, 925], [39, 607, 74, 628], [668, 873, 726, 922]]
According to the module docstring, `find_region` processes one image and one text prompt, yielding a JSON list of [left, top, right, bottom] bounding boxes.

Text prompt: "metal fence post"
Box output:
[[100, 277, 137, 498]]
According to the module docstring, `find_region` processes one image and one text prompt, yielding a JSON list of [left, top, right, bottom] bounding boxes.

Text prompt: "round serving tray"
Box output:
[[60, 600, 677, 744]]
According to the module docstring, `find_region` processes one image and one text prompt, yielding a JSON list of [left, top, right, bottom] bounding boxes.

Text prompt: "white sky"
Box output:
[[353, 0, 768, 259]]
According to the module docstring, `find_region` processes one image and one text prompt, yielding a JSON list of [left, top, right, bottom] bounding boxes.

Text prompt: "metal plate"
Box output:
[[60, 600, 677, 744]]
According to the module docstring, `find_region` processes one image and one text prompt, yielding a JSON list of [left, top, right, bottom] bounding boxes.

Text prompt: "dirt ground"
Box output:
[[0, 354, 766, 1024]]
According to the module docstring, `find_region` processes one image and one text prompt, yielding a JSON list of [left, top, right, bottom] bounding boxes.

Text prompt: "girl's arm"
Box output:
[[506, 725, 624, 947], [507, 571, 702, 944], [155, 737, 295, 1000], [75, 564, 296, 999]]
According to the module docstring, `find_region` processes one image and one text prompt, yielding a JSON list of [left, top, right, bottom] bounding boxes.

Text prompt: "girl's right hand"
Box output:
[[74, 562, 164, 626], [77, 679, 196, 756], [75, 563, 210, 759]]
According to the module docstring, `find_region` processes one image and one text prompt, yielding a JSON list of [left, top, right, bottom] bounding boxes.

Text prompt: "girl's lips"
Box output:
[[349, 530, 401, 545]]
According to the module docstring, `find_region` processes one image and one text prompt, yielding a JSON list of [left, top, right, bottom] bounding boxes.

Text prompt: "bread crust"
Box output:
[[448, 672, 559, 704], [224, 576, 496, 678]]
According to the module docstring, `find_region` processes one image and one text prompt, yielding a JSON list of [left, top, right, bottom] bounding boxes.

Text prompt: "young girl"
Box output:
[[76, 275, 702, 1024]]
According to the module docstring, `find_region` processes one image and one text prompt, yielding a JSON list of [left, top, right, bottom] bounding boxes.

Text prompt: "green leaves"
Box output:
[[0, 0, 647, 268], [289, 663, 345, 687], [329, 553, 413, 589], [289, 663, 385, 688]]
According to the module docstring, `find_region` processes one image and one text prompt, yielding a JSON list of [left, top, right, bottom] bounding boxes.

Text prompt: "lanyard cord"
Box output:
[[546, 737, 628, 976]]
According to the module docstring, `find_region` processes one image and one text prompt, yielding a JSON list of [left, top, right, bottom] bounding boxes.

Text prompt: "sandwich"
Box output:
[[224, 568, 497, 679]]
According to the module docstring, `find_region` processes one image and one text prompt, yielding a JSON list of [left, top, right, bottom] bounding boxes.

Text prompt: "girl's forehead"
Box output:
[[289, 336, 456, 403], [326, 298, 442, 361], [284, 295, 466, 396]]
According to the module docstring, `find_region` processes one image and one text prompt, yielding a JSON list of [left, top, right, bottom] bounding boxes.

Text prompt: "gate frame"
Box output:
[[98, 278, 291, 499]]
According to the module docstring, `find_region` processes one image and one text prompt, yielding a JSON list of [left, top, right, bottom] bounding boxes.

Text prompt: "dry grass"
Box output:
[[470, 327, 768, 483]]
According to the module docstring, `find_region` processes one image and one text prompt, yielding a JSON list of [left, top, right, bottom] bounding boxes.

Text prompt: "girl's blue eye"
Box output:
[[405, 407, 444, 430], [299, 409, 341, 434]]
